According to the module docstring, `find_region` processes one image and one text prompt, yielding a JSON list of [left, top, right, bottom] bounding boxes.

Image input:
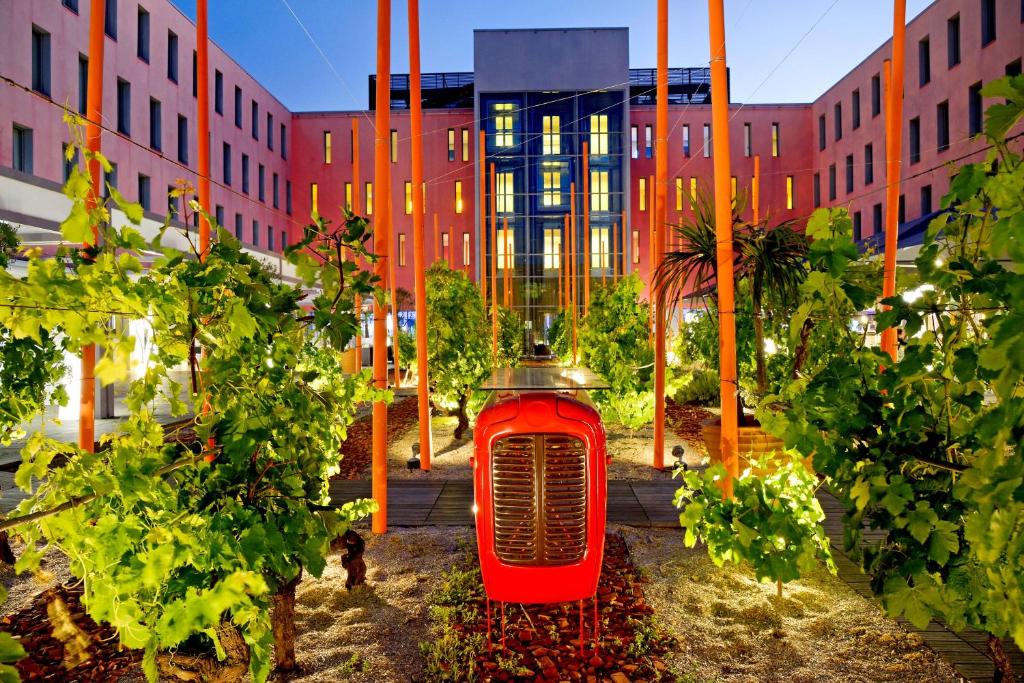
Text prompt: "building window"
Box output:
[[639, 177, 647, 211], [865, 143, 874, 185], [703, 124, 711, 157], [214, 70, 223, 114], [675, 177, 683, 211], [981, 0, 996, 46], [455, 180, 464, 213], [323, 131, 332, 164], [690, 177, 697, 202], [167, 31, 178, 82], [177, 115, 188, 164], [743, 123, 752, 157], [398, 233, 407, 266], [786, 176, 794, 210], [851, 90, 861, 130], [149, 98, 161, 150], [215, 205, 224, 228], [252, 220, 259, 247], [268, 114, 275, 150], [12, 126, 33, 174], [969, 81, 984, 136], [191, 50, 197, 97], [280, 230, 287, 251], [771, 123, 780, 157], [62, 144, 79, 182], [818, 115, 826, 150], [937, 101, 950, 153], [463, 233, 471, 266], [241, 154, 250, 194], [828, 164, 836, 201], [78, 54, 88, 114], [542, 116, 561, 155], [138, 174, 151, 211], [117, 79, 131, 135], [834, 102, 842, 141], [682, 124, 690, 157], [873, 203, 883, 234], [1008, 59, 1023, 77], [496, 172, 514, 213], [311, 183, 318, 213], [234, 87, 242, 128], [591, 170, 609, 211], [813, 172, 821, 208], [591, 227, 610, 269], [632, 230, 640, 264], [251, 101, 259, 139], [853, 211, 862, 241], [234, 214, 243, 239], [365, 182, 373, 215], [390, 130, 398, 163], [630, 125, 638, 158], [590, 114, 608, 155], [404, 181, 413, 215], [274, 173, 280, 209], [909, 117, 921, 164], [948, 14, 961, 67], [62, 0, 79, 12], [280, 123, 287, 158], [103, 162, 117, 199], [462, 128, 470, 162], [845, 155, 854, 194], [267, 225, 275, 252], [644, 125, 653, 158], [919, 36, 931, 86], [105, 0, 117, 39], [871, 73, 881, 117], [731, 177, 737, 200], [285, 181, 292, 214], [543, 229, 561, 270], [31, 26, 51, 96], [921, 185, 933, 215], [137, 7, 149, 62], [223, 143, 232, 186], [497, 227, 514, 270], [493, 103, 516, 148], [341, 182, 351, 211], [899, 194, 906, 224], [447, 128, 456, 161], [258, 165, 266, 202]]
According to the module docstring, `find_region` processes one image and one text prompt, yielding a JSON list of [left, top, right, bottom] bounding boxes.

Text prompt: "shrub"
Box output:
[[496, 305, 525, 368]]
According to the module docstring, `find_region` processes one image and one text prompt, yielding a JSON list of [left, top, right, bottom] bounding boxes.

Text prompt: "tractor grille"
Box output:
[[491, 434, 587, 566]]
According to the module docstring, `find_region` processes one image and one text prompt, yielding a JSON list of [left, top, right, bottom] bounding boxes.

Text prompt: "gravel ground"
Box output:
[[619, 526, 963, 683]]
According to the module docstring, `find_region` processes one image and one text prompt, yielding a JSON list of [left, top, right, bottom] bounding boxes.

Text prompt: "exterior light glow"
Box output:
[[902, 284, 935, 303], [764, 338, 778, 355]]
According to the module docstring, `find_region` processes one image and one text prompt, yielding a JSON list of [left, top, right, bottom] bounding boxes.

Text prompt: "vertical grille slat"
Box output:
[[491, 433, 587, 566]]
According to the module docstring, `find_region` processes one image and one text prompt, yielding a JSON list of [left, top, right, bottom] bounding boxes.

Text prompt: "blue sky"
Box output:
[[170, 0, 933, 112]]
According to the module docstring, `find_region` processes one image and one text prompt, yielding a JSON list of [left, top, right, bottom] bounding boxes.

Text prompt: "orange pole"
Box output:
[[881, 0, 906, 361], [408, 0, 432, 470], [372, 0, 391, 534], [490, 162, 498, 357], [653, 0, 668, 471], [612, 220, 618, 284], [503, 217, 510, 308], [708, 0, 739, 497], [752, 154, 760, 224], [79, 0, 106, 454], [353, 119, 363, 372], [583, 141, 591, 314], [570, 182, 578, 363], [433, 212, 440, 263], [197, 0, 211, 258], [388, 186, 400, 390], [479, 130, 487, 298]]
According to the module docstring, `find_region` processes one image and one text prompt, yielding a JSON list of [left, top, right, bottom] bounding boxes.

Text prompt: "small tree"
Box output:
[[495, 306, 525, 368], [425, 262, 492, 439]]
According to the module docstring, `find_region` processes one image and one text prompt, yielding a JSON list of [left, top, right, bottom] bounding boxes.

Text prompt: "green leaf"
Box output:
[[60, 203, 93, 244]]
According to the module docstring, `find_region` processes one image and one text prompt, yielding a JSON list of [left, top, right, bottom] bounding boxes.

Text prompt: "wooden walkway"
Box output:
[[330, 478, 1023, 682]]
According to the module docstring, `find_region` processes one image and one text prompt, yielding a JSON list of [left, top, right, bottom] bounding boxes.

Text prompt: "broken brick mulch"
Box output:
[[665, 400, 713, 452], [2, 584, 141, 682], [334, 396, 421, 480], [437, 533, 677, 682]]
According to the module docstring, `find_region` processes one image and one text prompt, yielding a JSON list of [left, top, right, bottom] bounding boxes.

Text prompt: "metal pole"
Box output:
[[372, 0, 391, 534], [881, 0, 906, 361], [490, 163, 498, 357], [408, 0, 432, 470], [708, 0, 739, 497], [653, 0, 668, 471], [583, 141, 590, 314]]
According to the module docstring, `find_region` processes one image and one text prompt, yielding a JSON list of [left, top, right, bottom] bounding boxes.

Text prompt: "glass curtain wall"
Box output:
[[482, 90, 624, 354]]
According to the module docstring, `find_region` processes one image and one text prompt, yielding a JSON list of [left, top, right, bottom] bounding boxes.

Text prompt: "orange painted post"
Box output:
[[653, 0, 668, 471], [881, 0, 906, 362], [479, 130, 487, 299], [708, 0, 739, 497], [353, 119, 362, 372], [197, 0, 211, 259], [490, 162, 498, 357], [582, 141, 591, 314], [79, 0, 106, 454], [408, 0, 432, 470], [371, 0, 391, 534], [752, 154, 760, 224], [433, 213, 440, 263]]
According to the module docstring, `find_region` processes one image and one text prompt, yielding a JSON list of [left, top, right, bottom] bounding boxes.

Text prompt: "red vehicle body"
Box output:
[[473, 391, 608, 604]]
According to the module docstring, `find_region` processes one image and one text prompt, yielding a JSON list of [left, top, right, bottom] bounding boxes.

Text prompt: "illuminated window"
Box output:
[[644, 125, 653, 158], [690, 177, 697, 201], [639, 178, 647, 212], [632, 230, 640, 264], [462, 232, 470, 265], [542, 165, 561, 207], [422, 182, 427, 214], [448, 128, 455, 161], [590, 227, 609, 269], [311, 183, 318, 213], [589, 114, 608, 155], [731, 177, 737, 200], [591, 170, 609, 212], [497, 227, 514, 269], [442, 232, 450, 259], [703, 124, 711, 157], [743, 123, 751, 157], [324, 131, 332, 164], [542, 115, 560, 155], [461, 128, 469, 162], [771, 123, 780, 157], [630, 125, 638, 158], [682, 124, 690, 157], [365, 182, 373, 215], [405, 181, 413, 215], [455, 180, 464, 214], [496, 172, 514, 213], [494, 103, 515, 147], [345, 182, 352, 211], [675, 177, 683, 211], [543, 228, 562, 270], [786, 176, 794, 210], [390, 129, 398, 162], [399, 233, 407, 266]]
